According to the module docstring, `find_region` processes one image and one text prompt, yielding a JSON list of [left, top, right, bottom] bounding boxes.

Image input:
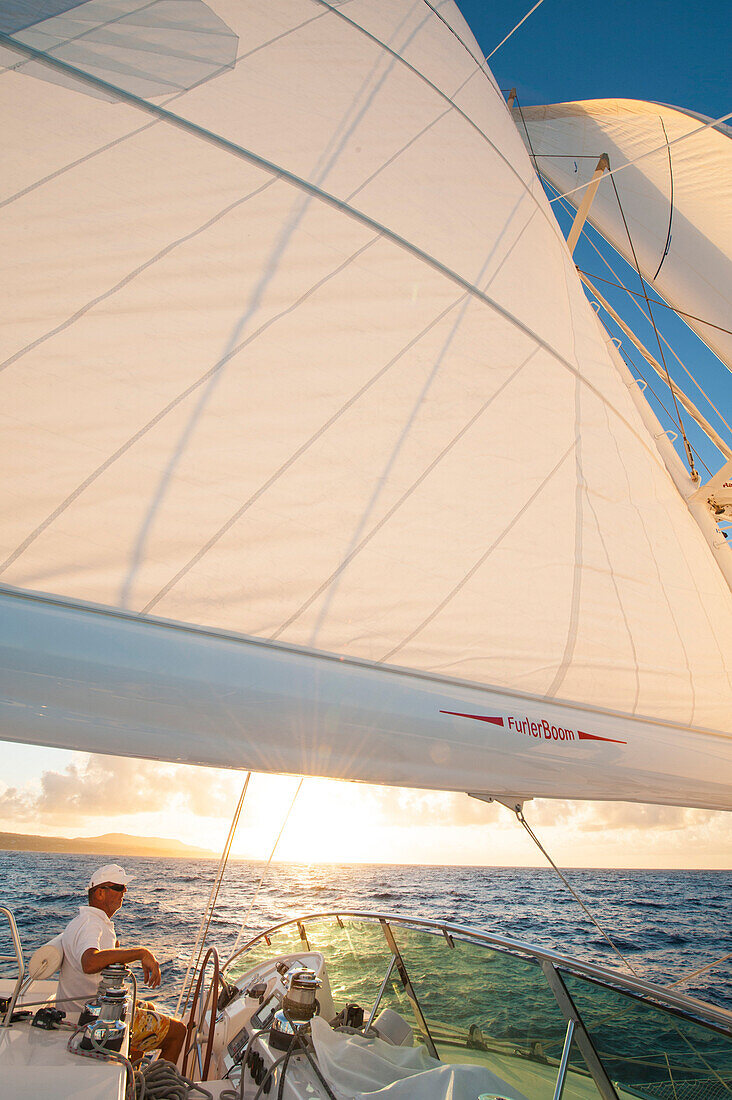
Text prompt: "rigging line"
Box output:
[[229, 780, 304, 959], [653, 117, 674, 279], [614, 344, 713, 478], [0, 31, 670, 479], [545, 173, 730, 462], [175, 774, 251, 1017], [583, 251, 732, 425], [514, 808, 640, 976], [549, 108, 732, 203], [581, 269, 732, 457], [0, 9, 330, 211], [609, 172, 696, 476], [575, 271, 732, 337], [486, 0, 546, 60], [668, 951, 732, 987], [513, 92, 540, 176], [310, 0, 565, 247], [663, 1053, 680, 1100], [419, 0, 502, 96], [612, 341, 713, 475], [556, 172, 732, 415], [584, 268, 732, 443]]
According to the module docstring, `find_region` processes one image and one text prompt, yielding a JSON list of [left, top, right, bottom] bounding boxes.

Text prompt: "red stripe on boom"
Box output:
[[440, 711, 505, 726], [577, 730, 627, 744]]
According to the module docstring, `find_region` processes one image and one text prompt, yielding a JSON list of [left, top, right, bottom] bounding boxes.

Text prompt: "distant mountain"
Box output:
[[0, 831, 216, 858]]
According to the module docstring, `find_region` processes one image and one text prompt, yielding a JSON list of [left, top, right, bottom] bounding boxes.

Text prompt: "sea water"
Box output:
[[1, 853, 728, 1013]]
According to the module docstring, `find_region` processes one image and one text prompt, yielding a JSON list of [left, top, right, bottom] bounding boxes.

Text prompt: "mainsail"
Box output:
[[1, 1, 731, 809], [517, 99, 732, 372]]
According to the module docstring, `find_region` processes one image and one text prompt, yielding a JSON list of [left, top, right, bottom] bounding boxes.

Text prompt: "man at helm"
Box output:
[[56, 863, 186, 1063]]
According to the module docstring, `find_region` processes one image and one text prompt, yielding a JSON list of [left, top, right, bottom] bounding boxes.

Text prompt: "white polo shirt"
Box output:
[[56, 906, 117, 1020]]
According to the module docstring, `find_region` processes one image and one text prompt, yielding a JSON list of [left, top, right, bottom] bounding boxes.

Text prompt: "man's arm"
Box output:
[[81, 947, 161, 987]]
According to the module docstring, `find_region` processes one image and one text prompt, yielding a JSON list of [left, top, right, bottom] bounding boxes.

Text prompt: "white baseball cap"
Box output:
[[88, 864, 135, 889]]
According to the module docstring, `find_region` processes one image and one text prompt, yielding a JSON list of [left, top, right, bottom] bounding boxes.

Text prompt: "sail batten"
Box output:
[[1, 1, 731, 803], [518, 98, 732, 373]]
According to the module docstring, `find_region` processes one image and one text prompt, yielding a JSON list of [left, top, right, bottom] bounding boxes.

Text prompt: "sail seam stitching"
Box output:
[[0, 227, 374, 578], [142, 200, 542, 615], [140, 289, 469, 614], [380, 439, 576, 663], [0, 8, 332, 209], [311, 0, 561, 244], [0, 32, 672, 469], [271, 348, 541, 641], [0, 179, 278, 374]]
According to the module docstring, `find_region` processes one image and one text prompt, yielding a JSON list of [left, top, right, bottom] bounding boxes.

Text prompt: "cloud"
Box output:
[[2, 751, 729, 870], [0, 753, 241, 825], [528, 800, 724, 833], [336, 785, 503, 827]]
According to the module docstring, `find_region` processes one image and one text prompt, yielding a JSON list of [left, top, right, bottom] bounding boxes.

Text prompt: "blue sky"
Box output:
[[460, 0, 732, 484], [464, 0, 730, 118]]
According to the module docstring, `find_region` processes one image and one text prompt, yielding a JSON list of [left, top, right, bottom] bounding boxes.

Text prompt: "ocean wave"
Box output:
[[3, 854, 729, 1015]]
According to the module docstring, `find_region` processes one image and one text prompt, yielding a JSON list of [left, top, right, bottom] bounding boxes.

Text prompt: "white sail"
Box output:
[[1, 1, 731, 807], [518, 99, 732, 372]]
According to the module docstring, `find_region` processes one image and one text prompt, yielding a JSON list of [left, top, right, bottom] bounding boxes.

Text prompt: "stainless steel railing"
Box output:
[[0, 907, 25, 1028], [223, 908, 732, 1033]]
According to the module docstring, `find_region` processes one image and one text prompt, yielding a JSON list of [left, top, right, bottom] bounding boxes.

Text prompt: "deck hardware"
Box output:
[[442, 929, 455, 948], [297, 922, 310, 948], [540, 960, 619, 1100], [336, 915, 344, 929]]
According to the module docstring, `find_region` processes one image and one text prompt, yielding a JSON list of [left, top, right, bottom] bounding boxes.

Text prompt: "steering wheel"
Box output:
[[183, 946, 220, 1081]]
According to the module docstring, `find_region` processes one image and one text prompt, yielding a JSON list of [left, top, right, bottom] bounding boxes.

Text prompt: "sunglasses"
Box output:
[[100, 883, 127, 892]]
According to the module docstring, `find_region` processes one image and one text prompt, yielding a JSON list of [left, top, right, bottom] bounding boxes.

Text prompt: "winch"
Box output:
[[79, 963, 130, 1053], [269, 965, 321, 1051]]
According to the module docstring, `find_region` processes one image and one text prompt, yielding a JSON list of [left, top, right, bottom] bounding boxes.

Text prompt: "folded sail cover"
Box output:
[[519, 99, 732, 372], [1, 1, 731, 807]]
